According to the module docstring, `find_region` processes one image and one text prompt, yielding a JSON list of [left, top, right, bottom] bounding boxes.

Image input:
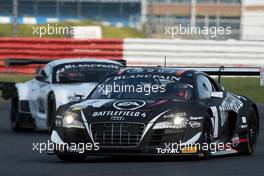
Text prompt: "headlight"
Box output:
[[153, 113, 188, 129], [62, 111, 85, 129]]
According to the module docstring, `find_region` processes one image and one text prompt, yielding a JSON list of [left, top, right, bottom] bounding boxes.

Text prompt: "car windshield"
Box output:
[[89, 76, 193, 100], [53, 62, 120, 83]]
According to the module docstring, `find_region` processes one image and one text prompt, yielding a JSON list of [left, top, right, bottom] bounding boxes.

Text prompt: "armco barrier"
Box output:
[[0, 37, 123, 74], [123, 39, 264, 67]]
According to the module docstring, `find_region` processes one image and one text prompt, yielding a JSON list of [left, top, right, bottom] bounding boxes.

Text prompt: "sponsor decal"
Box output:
[[241, 116, 247, 124], [113, 100, 146, 110], [231, 134, 240, 147], [181, 146, 197, 154], [112, 74, 181, 82], [239, 124, 248, 129], [189, 121, 201, 128], [125, 68, 179, 74], [56, 63, 119, 74], [156, 141, 232, 154], [190, 116, 203, 120], [92, 110, 146, 118]]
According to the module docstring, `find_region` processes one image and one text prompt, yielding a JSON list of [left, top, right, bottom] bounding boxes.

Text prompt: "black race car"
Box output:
[[51, 67, 259, 161]]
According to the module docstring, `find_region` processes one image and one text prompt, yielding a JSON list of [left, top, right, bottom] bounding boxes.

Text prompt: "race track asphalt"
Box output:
[[0, 101, 263, 176]]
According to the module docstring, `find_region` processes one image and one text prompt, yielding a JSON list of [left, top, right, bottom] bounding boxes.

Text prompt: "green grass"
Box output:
[[221, 77, 264, 103], [0, 20, 146, 38], [0, 74, 34, 82], [0, 75, 263, 103]]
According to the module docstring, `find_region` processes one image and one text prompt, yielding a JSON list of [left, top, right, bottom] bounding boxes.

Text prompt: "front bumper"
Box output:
[[51, 122, 204, 156]]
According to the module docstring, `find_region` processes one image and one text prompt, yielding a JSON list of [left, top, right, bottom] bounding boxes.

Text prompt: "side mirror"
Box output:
[[35, 70, 47, 82], [35, 75, 45, 82], [211, 91, 223, 98], [74, 93, 85, 101]]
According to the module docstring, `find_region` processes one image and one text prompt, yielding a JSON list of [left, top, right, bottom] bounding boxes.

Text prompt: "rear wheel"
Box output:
[[243, 108, 258, 155], [10, 93, 22, 131], [56, 153, 87, 162], [47, 93, 56, 133], [10, 92, 34, 131]]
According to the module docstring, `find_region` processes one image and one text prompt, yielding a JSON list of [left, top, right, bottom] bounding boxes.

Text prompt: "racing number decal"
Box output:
[[210, 106, 219, 138]]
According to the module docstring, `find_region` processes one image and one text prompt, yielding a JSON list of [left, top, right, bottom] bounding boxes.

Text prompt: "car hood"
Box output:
[[51, 83, 98, 108], [70, 99, 206, 124]]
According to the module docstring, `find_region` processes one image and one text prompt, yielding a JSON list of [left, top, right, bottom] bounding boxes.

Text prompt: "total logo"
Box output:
[[113, 100, 146, 110]]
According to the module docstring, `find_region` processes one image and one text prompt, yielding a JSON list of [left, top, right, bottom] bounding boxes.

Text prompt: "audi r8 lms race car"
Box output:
[[0, 59, 123, 131], [51, 67, 259, 161]]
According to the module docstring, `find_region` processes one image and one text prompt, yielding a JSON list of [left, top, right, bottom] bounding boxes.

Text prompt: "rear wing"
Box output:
[[176, 66, 260, 84], [124, 66, 259, 76], [123, 66, 260, 84], [180, 66, 259, 76], [4, 58, 126, 67], [4, 59, 52, 67]]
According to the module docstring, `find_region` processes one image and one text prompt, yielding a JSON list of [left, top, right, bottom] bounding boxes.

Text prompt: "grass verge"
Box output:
[[221, 77, 263, 103]]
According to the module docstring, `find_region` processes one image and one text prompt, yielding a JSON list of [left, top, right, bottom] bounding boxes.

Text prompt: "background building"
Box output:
[[145, 0, 241, 39], [0, 0, 141, 27], [0, 0, 263, 40], [241, 0, 264, 40]]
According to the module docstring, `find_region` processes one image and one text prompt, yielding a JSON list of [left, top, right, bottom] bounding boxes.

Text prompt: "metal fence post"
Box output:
[[56, 0, 60, 18], [191, 0, 196, 28], [77, 0, 82, 18], [12, 0, 18, 36], [146, 0, 153, 38]]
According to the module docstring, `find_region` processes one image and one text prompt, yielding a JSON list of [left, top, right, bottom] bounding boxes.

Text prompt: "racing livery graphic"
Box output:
[[51, 67, 259, 161], [1, 59, 123, 131]]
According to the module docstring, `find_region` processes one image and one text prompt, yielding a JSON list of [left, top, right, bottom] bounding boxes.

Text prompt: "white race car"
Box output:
[[0, 59, 123, 131]]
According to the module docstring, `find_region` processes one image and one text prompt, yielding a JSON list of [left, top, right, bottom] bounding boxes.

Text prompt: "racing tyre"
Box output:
[[243, 108, 258, 155], [56, 154, 87, 162], [201, 112, 213, 159], [10, 93, 22, 131], [48, 93, 56, 133], [10, 92, 35, 131]]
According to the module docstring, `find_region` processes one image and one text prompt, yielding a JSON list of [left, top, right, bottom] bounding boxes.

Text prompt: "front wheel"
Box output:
[[47, 93, 56, 133], [201, 112, 213, 159], [243, 108, 258, 155]]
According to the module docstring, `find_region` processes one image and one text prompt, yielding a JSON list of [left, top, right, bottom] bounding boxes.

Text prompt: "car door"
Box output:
[[196, 74, 227, 139], [31, 68, 52, 120]]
